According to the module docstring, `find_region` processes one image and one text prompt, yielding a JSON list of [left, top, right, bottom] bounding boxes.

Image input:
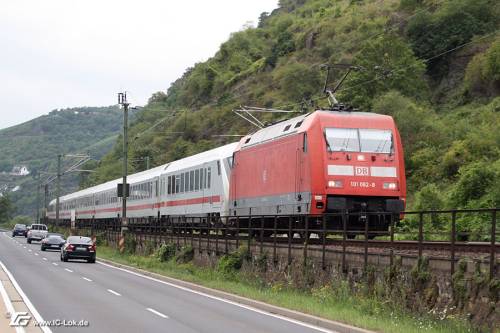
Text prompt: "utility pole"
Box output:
[[44, 184, 48, 223], [118, 92, 129, 239], [56, 154, 62, 226], [36, 172, 40, 223]]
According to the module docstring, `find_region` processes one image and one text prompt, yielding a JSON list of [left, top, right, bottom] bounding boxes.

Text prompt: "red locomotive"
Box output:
[[229, 110, 406, 235]]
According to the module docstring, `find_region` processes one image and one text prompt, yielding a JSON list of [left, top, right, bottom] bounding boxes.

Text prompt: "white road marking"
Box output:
[[65, 268, 73, 273], [42, 258, 47, 261], [98, 261, 336, 333], [82, 277, 92, 282], [34, 253, 39, 256], [0, 261, 52, 333], [0, 268, 25, 333], [146, 308, 169, 319], [23, 246, 26, 248], [28, 249, 32, 252], [107, 289, 121, 296], [52, 263, 58, 266]]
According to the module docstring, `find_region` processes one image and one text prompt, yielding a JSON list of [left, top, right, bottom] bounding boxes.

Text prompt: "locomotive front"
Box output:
[[308, 111, 406, 233]]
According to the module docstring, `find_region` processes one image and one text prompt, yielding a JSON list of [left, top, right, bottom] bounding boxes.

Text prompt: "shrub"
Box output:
[[143, 240, 157, 256], [175, 245, 194, 264], [123, 233, 137, 254], [217, 246, 249, 276], [155, 243, 177, 262]]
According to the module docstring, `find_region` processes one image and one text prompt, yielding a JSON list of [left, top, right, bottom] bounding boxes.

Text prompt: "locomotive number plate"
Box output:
[[350, 181, 376, 188], [354, 166, 369, 176]]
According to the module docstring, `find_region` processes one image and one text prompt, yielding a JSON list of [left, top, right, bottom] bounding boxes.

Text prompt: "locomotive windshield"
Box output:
[[324, 128, 393, 153]]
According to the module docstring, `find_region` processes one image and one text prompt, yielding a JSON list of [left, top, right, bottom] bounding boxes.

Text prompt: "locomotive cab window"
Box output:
[[359, 129, 393, 154], [324, 128, 393, 154]]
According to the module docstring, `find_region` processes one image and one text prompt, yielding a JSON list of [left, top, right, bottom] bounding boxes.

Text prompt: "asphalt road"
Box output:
[[0, 231, 336, 333]]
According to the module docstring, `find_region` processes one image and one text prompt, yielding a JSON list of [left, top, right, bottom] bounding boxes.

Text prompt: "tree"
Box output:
[[339, 35, 426, 109], [273, 62, 322, 101], [0, 195, 15, 225]]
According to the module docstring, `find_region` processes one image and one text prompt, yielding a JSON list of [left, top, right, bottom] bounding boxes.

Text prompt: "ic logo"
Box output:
[[9, 311, 31, 327]]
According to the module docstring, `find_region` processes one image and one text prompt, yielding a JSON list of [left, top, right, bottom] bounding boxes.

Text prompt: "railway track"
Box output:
[[119, 227, 499, 254]]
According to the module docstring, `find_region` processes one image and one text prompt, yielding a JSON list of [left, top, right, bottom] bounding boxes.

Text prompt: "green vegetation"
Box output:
[[96, 245, 475, 333], [82, 0, 499, 240], [0, 106, 126, 216], [0, 195, 15, 226]]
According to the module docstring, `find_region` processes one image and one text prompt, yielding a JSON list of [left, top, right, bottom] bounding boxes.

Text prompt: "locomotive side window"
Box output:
[[184, 172, 189, 192], [303, 133, 308, 152], [167, 176, 172, 195]]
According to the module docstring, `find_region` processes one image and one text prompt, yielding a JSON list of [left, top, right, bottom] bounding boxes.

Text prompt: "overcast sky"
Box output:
[[0, 0, 278, 129]]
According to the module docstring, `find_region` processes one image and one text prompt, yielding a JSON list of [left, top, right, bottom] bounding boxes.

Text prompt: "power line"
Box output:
[[338, 31, 499, 93]]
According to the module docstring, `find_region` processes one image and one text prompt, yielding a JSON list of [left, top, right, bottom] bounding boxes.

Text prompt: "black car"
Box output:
[[41, 234, 66, 251], [12, 224, 27, 237], [60, 236, 96, 263]]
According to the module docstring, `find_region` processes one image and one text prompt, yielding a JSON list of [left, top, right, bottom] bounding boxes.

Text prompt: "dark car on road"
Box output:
[[12, 224, 28, 237], [60, 236, 96, 263], [41, 234, 66, 251]]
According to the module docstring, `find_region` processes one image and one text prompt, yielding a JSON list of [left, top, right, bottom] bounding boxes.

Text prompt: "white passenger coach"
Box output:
[[47, 143, 238, 225]]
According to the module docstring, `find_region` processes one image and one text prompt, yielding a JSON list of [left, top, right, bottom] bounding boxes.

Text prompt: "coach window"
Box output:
[[217, 161, 221, 175], [189, 170, 194, 191], [167, 176, 172, 195], [184, 172, 189, 192], [207, 167, 211, 189], [181, 173, 184, 193], [195, 169, 200, 191], [175, 175, 180, 194], [203, 168, 207, 189]]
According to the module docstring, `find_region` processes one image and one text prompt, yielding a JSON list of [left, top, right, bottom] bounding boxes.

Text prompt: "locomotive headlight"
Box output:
[[357, 155, 365, 161], [328, 180, 343, 188], [383, 182, 398, 190]]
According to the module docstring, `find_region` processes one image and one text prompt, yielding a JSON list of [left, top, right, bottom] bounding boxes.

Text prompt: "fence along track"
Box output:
[[47, 208, 498, 279]]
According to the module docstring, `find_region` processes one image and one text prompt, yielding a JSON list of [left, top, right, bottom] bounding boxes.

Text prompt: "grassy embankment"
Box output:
[[96, 245, 475, 333]]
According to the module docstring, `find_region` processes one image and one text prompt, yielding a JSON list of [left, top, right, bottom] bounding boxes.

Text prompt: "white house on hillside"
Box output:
[[10, 165, 30, 176]]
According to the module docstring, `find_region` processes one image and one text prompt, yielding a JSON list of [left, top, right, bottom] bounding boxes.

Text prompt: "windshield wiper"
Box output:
[[323, 132, 332, 152]]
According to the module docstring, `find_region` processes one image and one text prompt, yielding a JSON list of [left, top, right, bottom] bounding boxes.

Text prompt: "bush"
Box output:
[[123, 233, 137, 254], [175, 245, 194, 264], [143, 240, 157, 256], [155, 243, 177, 262], [9, 215, 32, 228], [464, 38, 500, 94], [273, 62, 321, 101], [217, 246, 249, 276], [406, 0, 498, 75], [340, 36, 426, 109]]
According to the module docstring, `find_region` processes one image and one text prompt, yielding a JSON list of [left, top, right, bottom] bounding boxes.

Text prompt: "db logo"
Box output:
[[355, 166, 369, 176], [9, 311, 31, 327]]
